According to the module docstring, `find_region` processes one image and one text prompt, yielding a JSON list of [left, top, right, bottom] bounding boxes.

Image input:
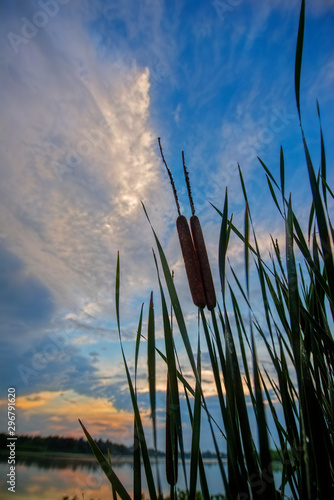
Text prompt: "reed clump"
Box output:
[[80, 1, 334, 498]]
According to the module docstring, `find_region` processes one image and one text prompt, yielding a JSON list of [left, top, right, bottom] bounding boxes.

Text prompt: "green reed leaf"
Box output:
[[79, 419, 131, 500]]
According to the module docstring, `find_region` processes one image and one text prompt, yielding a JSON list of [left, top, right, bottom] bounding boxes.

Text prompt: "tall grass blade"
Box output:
[[135, 303, 144, 388], [258, 156, 280, 190], [134, 304, 144, 498], [219, 189, 228, 299], [147, 291, 163, 499], [148, 291, 156, 446], [251, 329, 277, 499], [79, 420, 131, 500], [245, 202, 250, 297], [266, 175, 283, 218], [301, 132, 334, 304], [189, 331, 202, 500], [115, 253, 157, 500], [152, 250, 187, 490], [280, 146, 286, 215], [133, 418, 142, 500], [316, 100, 327, 208], [142, 202, 199, 385], [295, 0, 305, 121]]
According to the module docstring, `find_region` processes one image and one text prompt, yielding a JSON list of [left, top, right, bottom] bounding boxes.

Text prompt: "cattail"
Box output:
[[158, 138, 206, 309], [176, 215, 206, 308], [166, 374, 178, 486], [190, 215, 216, 310], [182, 152, 216, 310]]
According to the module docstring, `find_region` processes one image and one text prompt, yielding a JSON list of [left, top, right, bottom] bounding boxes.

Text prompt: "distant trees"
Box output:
[[0, 433, 131, 456]]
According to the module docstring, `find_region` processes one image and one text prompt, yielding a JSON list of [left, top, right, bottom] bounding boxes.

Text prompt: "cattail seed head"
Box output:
[[190, 215, 216, 310], [176, 215, 206, 309]]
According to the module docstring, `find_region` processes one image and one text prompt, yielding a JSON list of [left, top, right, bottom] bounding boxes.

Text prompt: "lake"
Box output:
[[0, 453, 286, 499]]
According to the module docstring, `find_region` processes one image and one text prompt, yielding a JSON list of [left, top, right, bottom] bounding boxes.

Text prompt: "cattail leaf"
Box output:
[[166, 375, 178, 487], [308, 200, 315, 243], [301, 132, 334, 303], [319, 175, 334, 201], [223, 306, 259, 495], [229, 286, 252, 387], [266, 174, 284, 218], [295, 0, 305, 122], [238, 164, 249, 207], [286, 198, 302, 379], [219, 189, 229, 299], [133, 418, 142, 500], [152, 250, 187, 489], [258, 156, 280, 190], [211, 201, 259, 259], [280, 146, 285, 209], [108, 450, 118, 500], [254, 256, 274, 344], [293, 213, 331, 302], [264, 269, 290, 334], [115, 254, 157, 500], [148, 291, 156, 444], [189, 332, 202, 500], [251, 329, 277, 499], [132, 306, 143, 498], [229, 263, 252, 311], [244, 203, 250, 298], [135, 303, 144, 389], [79, 419, 131, 500], [210, 308, 228, 384], [316, 100, 327, 208], [198, 454, 211, 500], [142, 203, 200, 385], [200, 309, 227, 431], [147, 291, 162, 498]]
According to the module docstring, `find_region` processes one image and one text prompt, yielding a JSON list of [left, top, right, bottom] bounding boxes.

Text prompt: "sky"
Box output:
[[0, 0, 334, 456]]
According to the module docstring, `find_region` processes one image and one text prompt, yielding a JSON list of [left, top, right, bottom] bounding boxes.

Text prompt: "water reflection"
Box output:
[[0, 453, 226, 500], [2, 453, 100, 471]]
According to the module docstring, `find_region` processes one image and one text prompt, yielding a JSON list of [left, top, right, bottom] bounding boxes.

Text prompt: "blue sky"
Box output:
[[0, 0, 333, 453]]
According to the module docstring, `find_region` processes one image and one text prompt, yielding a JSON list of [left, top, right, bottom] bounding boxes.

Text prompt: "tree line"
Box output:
[[0, 433, 132, 456]]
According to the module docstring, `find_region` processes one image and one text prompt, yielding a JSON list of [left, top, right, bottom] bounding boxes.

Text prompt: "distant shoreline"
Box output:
[[0, 449, 132, 462], [0, 433, 227, 460], [0, 449, 227, 463]]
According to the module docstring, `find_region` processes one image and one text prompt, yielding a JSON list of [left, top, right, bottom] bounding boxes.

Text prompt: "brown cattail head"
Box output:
[[166, 374, 178, 486], [176, 215, 206, 309], [190, 215, 216, 310]]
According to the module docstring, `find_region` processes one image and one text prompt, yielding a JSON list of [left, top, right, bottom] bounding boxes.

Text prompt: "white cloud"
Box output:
[[0, 2, 175, 335]]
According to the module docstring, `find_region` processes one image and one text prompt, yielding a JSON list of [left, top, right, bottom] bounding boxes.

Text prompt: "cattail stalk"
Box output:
[[166, 373, 178, 486]]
